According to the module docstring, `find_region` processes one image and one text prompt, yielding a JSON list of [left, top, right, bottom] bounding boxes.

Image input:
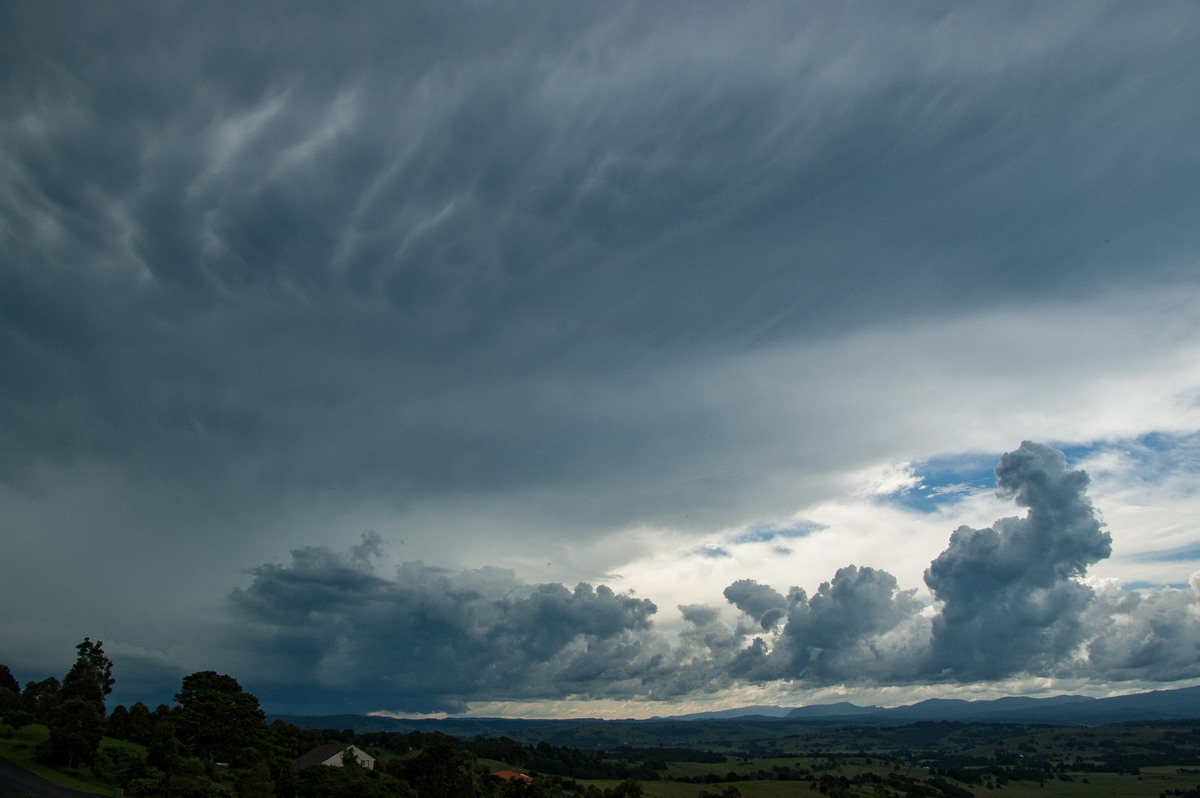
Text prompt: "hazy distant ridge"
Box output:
[[274, 684, 1200, 741], [781, 687, 1200, 724]]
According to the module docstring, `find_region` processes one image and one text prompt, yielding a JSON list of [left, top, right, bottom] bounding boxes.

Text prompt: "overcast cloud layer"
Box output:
[[3, 2, 1200, 716]]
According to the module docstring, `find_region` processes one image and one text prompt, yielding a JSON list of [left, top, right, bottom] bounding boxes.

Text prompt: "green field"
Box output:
[[568, 724, 1200, 798]]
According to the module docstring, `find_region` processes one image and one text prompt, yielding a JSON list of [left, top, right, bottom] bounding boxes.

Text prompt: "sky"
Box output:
[[3, 1, 1200, 719]]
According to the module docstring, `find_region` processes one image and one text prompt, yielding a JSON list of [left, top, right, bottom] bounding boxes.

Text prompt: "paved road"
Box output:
[[0, 754, 101, 797]]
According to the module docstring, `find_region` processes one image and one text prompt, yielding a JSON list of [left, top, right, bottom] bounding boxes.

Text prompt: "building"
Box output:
[[491, 770, 534, 782], [293, 743, 376, 770]]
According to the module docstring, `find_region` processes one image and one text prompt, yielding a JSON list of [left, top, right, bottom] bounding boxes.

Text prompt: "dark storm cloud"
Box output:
[[3, 1, 1199, 531], [226, 534, 665, 713], [5, 0, 1200, 712]]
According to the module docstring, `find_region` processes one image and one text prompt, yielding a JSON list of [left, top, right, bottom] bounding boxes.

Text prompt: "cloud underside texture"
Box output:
[[230, 443, 1200, 713], [4, 3, 1200, 714], [3, 2, 1199, 524]]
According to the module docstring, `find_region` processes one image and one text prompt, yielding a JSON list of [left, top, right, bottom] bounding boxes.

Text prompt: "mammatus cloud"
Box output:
[[222, 443, 1200, 713]]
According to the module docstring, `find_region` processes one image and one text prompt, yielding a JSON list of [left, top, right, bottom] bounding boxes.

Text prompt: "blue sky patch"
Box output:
[[1122, 580, 1192, 591], [1131, 543, 1200, 563], [882, 451, 1000, 511], [1058, 431, 1200, 484], [886, 432, 1200, 513], [731, 520, 824, 545]]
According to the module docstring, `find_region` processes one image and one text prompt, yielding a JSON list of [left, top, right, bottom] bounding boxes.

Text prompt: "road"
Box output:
[[0, 754, 102, 797]]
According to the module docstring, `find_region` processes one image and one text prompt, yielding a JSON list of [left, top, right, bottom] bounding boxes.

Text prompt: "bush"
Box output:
[[294, 764, 416, 797], [93, 745, 151, 787], [4, 710, 35, 729]]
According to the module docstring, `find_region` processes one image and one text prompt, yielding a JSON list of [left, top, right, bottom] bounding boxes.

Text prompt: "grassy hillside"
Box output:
[[0, 723, 127, 795]]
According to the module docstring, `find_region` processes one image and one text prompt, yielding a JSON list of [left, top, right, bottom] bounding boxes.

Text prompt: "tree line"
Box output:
[[0, 640, 649, 797]]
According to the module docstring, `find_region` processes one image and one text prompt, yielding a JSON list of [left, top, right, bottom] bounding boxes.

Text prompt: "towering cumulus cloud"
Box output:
[[222, 442, 1200, 713], [923, 441, 1112, 678], [727, 567, 926, 684]]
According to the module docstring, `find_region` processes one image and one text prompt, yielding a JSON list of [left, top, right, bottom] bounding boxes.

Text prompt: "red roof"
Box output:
[[491, 770, 534, 782]]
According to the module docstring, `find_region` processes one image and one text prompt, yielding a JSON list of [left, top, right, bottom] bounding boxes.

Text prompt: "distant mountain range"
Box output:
[[657, 686, 1200, 725], [273, 684, 1200, 745]]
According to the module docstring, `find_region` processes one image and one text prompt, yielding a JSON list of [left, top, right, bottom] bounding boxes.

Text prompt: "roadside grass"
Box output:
[[0, 723, 128, 796]]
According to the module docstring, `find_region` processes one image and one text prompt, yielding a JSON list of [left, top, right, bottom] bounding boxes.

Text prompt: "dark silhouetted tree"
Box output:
[[44, 696, 106, 767], [607, 780, 645, 797], [235, 760, 278, 798], [400, 742, 485, 798], [147, 719, 183, 772], [293, 762, 415, 798], [0, 664, 21, 716], [107, 700, 156, 744], [106, 703, 132, 740], [174, 670, 265, 764], [23, 676, 60, 722], [65, 638, 115, 702], [44, 638, 114, 767], [0, 664, 19, 694], [127, 701, 156, 744]]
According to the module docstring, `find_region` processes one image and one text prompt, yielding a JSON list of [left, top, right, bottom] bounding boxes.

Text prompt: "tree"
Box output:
[[62, 638, 115, 706], [292, 762, 415, 798], [0, 664, 21, 716], [147, 719, 183, 772], [174, 671, 266, 764], [127, 701, 157, 745], [106, 703, 133, 740], [399, 743, 485, 798], [0, 664, 19, 694], [45, 696, 107, 767], [22, 676, 61, 722], [43, 638, 116, 767], [234, 760, 277, 798]]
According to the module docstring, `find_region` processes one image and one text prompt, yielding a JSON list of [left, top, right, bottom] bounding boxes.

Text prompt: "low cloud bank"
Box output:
[[229, 553, 666, 713], [226, 442, 1200, 713]]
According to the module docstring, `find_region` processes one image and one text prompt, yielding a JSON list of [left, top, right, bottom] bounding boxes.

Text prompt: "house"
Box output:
[[293, 743, 376, 770], [491, 770, 533, 782]]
